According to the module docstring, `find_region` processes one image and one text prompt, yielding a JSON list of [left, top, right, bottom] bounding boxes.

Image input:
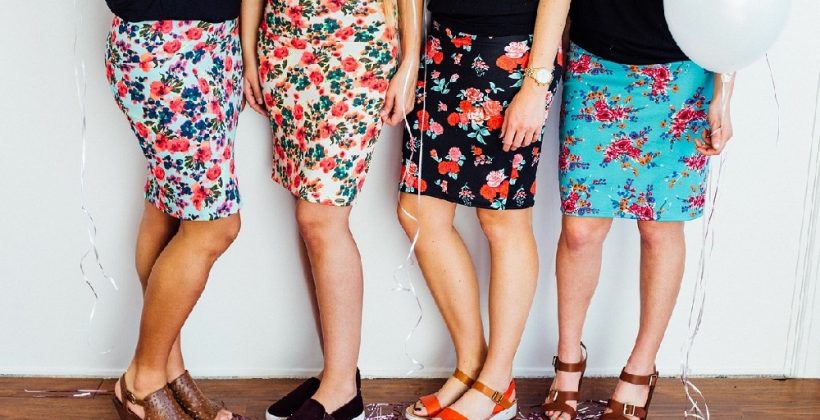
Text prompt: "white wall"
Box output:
[[1, 0, 818, 379]]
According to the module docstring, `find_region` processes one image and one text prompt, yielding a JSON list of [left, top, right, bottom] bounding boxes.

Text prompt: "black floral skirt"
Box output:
[[399, 21, 562, 210]]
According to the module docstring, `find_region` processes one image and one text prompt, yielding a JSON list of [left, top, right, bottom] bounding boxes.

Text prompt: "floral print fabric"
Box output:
[[399, 21, 562, 210], [258, 0, 397, 206], [106, 17, 243, 221], [559, 43, 714, 221]]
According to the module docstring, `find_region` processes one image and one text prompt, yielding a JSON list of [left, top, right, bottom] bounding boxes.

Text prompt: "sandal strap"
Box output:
[[472, 380, 515, 410], [618, 368, 659, 386], [120, 374, 143, 407], [437, 407, 469, 420], [545, 389, 580, 403], [541, 400, 577, 419], [552, 343, 588, 373], [417, 394, 442, 416], [606, 399, 648, 419], [453, 368, 476, 387]]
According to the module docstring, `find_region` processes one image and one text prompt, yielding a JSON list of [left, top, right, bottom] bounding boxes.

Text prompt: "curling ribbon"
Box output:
[[680, 71, 735, 420], [393, 0, 428, 375], [73, 0, 118, 351]]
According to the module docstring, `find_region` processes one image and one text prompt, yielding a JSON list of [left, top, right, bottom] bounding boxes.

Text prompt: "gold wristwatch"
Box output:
[[524, 66, 554, 87]]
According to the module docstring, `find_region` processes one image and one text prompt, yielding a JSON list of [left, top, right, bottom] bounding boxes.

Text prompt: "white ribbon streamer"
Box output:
[[392, 0, 429, 375], [73, 0, 118, 351]]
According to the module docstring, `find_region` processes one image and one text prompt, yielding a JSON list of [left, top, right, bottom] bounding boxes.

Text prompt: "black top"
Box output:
[[106, 0, 241, 23], [428, 0, 539, 37], [569, 0, 688, 65]]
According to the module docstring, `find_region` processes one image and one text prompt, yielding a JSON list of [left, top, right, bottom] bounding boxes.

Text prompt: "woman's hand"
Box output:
[[501, 81, 551, 152], [243, 58, 267, 117], [381, 60, 419, 126], [696, 95, 733, 156]]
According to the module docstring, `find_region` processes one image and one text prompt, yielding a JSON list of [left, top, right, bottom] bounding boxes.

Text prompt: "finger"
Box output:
[[511, 128, 527, 151], [502, 125, 517, 151], [500, 115, 509, 138], [522, 130, 538, 148], [382, 93, 395, 118], [252, 78, 264, 105]]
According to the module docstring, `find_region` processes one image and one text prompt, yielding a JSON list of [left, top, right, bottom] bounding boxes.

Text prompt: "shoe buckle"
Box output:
[[623, 404, 637, 416], [490, 390, 504, 404], [648, 374, 658, 386], [550, 390, 560, 402], [552, 356, 558, 367]]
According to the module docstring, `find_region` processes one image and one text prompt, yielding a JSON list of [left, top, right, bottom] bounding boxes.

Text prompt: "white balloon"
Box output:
[[664, 0, 792, 73]]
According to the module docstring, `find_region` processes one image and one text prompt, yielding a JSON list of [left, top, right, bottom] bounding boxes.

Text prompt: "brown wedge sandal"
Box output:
[[600, 368, 659, 420], [541, 343, 587, 420], [113, 373, 193, 420], [169, 370, 243, 420]]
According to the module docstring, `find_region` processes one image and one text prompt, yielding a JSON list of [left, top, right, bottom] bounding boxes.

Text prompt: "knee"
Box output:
[[477, 210, 528, 243], [397, 203, 419, 238], [191, 216, 241, 257], [562, 219, 609, 252], [638, 221, 683, 248], [296, 205, 347, 247]]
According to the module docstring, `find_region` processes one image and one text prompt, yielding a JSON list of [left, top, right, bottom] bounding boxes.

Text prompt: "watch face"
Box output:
[[536, 69, 552, 84]]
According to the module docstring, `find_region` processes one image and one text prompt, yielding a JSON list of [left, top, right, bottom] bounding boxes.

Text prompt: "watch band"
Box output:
[[524, 66, 554, 87]]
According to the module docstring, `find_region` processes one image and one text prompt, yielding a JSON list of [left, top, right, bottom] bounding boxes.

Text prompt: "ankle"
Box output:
[[624, 357, 656, 376], [557, 341, 584, 363], [131, 368, 167, 399], [475, 366, 513, 392]]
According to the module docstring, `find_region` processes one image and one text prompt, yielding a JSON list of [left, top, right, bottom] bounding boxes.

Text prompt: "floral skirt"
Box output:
[[106, 17, 243, 221], [399, 21, 562, 210], [559, 43, 714, 221], [258, 0, 397, 206]]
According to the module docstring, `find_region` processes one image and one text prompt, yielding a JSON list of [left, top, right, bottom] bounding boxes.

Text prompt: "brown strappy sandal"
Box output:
[[405, 368, 476, 420], [169, 370, 241, 420], [113, 373, 193, 420], [541, 343, 587, 420], [600, 368, 659, 420]]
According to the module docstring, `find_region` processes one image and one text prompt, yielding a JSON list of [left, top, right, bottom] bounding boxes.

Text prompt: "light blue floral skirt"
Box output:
[[559, 43, 714, 221]]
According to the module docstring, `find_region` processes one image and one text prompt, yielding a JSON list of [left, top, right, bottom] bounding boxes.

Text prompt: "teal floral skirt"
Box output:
[[559, 43, 715, 221]]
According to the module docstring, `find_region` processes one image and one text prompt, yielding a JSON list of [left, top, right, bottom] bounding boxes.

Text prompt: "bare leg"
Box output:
[[439, 208, 539, 419], [547, 216, 612, 420], [120, 208, 241, 418], [604, 221, 685, 419], [397, 194, 486, 414], [296, 200, 362, 413]]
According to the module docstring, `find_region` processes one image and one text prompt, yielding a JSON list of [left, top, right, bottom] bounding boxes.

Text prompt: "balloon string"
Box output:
[[784, 72, 820, 375], [393, 0, 427, 375], [764, 54, 781, 146], [680, 71, 734, 420], [73, 0, 118, 352]]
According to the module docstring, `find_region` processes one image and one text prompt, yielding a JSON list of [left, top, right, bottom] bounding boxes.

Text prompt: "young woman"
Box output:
[[240, 0, 422, 419], [397, 1, 569, 419], [543, 1, 734, 419], [105, 1, 245, 419]]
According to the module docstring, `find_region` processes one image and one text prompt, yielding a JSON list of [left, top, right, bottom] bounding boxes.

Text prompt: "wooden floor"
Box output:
[[1, 377, 818, 419]]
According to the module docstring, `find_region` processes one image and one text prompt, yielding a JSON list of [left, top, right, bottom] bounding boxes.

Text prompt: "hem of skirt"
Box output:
[[399, 188, 535, 211], [145, 197, 241, 221], [272, 177, 356, 208], [561, 211, 702, 222]]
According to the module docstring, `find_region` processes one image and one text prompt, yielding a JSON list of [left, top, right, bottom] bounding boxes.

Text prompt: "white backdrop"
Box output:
[[1, 0, 819, 379]]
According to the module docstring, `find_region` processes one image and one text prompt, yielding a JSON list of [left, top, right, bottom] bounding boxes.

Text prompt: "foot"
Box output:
[[544, 369, 582, 420], [434, 376, 514, 420], [310, 378, 357, 414], [411, 371, 476, 417], [114, 374, 146, 419], [602, 362, 654, 420]]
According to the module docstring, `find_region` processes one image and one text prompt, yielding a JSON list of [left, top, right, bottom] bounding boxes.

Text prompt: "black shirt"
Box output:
[[428, 0, 539, 37], [569, 0, 688, 65], [106, 0, 242, 23]]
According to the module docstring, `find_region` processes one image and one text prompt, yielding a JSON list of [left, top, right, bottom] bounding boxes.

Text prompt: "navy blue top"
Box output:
[[428, 0, 539, 36], [569, 0, 688, 64], [106, 0, 241, 23]]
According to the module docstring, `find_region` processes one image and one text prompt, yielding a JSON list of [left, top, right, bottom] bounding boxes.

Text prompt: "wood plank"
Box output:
[[0, 377, 816, 419]]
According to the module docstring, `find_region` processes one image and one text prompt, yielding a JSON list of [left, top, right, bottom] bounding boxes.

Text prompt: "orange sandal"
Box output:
[[405, 369, 476, 420], [542, 343, 587, 420], [600, 368, 659, 419], [436, 380, 517, 420]]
